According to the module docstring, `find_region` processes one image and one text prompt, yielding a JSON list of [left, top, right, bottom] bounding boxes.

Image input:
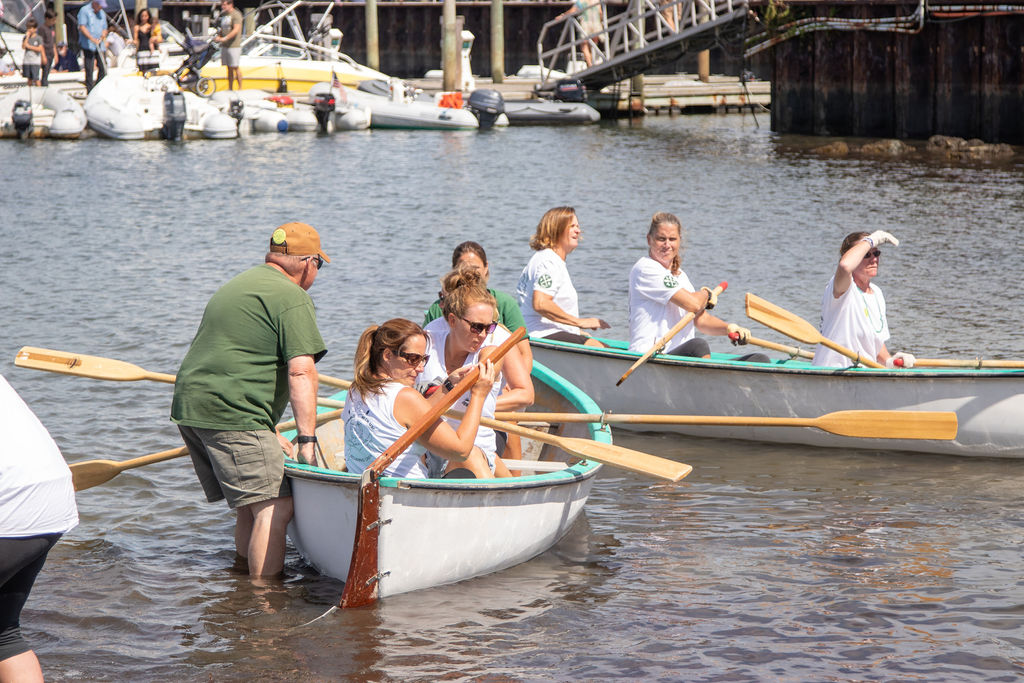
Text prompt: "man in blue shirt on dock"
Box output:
[[78, 0, 108, 92]]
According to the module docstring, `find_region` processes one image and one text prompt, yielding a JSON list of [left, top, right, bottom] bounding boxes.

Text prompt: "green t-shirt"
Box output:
[[423, 288, 526, 334], [171, 265, 327, 431]]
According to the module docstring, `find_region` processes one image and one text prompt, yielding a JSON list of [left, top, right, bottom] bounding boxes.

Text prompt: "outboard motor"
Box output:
[[161, 91, 187, 141], [554, 78, 586, 103], [12, 100, 33, 139], [227, 97, 245, 131], [313, 91, 336, 134], [466, 89, 505, 129]]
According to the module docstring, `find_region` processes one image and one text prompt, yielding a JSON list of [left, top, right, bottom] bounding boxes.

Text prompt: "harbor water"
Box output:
[[2, 116, 1023, 681]]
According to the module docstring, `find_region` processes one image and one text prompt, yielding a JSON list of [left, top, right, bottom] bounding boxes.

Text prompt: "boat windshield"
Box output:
[[244, 40, 309, 59]]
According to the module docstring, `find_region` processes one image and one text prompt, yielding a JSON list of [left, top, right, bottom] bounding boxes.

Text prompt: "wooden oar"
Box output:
[[729, 332, 815, 360], [493, 409, 958, 441], [479, 416, 693, 480], [69, 409, 343, 492], [744, 293, 885, 368], [15, 346, 177, 383], [14, 347, 360, 412], [318, 388, 693, 480], [617, 281, 728, 386], [340, 328, 526, 609], [895, 357, 1024, 369]]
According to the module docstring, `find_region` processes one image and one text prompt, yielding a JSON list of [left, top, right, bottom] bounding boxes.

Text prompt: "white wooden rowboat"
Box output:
[[530, 337, 1024, 458], [284, 362, 604, 600]]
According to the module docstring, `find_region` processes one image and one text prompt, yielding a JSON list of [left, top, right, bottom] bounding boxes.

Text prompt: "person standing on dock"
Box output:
[[171, 223, 329, 579], [214, 0, 243, 91], [812, 230, 916, 369], [77, 0, 108, 92], [628, 212, 767, 361]]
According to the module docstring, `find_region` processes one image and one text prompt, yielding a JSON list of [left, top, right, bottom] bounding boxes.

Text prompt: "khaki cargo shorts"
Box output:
[[178, 425, 291, 509]]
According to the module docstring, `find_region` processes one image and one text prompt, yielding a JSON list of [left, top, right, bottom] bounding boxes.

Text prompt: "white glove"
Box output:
[[866, 230, 899, 248], [885, 351, 916, 368], [726, 323, 750, 345]]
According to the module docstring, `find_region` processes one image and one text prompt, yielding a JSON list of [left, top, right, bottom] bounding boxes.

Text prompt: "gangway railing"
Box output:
[[537, 0, 750, 90]]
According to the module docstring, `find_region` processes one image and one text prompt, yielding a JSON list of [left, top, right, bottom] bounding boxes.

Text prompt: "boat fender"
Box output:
[[12, 100, 33, 138], [276, 118, 288, 133]]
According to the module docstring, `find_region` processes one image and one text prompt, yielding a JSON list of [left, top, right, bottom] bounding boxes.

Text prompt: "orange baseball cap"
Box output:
[[268, 222, 331, 263]]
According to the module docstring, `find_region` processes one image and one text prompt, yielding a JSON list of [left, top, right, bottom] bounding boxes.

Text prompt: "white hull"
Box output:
[[0, 86, 86, 139], [85, 73, 238, 140], [531, 338, 1024, 458], [288, 465, 597, 597], [345, 85, 478, 130], [286, 362, 603, 598]]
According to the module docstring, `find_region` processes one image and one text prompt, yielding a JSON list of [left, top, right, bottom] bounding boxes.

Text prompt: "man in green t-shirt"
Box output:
[[171, 222, 329, 578]]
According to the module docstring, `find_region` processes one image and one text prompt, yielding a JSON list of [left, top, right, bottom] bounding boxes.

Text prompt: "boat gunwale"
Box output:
[[530, 336, 1024, 378]]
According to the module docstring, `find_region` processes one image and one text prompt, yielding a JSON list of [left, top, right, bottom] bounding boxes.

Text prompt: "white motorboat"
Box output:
[[346, 78, 478, 130], [306, 81, 371, 131], [210, 89, 289, 134], [0, 85, 86, 138], [84, 72, 237, 140]]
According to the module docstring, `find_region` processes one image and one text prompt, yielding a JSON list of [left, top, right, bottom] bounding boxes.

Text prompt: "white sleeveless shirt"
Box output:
[[418, 318, 508, 464], [342, 381, 429, 479]]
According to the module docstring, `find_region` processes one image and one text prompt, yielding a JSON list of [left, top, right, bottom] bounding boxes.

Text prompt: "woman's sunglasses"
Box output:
[[461, 317, 498, 335], [398, 351, 429, 367], [863, 249, 881, 260]]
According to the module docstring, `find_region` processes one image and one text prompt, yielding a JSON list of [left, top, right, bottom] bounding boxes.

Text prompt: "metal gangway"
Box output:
[[537, 0, 750, 90]]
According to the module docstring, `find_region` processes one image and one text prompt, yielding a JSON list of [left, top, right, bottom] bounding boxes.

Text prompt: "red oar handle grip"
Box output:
[[894, 357, 904, 367], [718, 281, 729, 292], [728, 332, 739, 342]]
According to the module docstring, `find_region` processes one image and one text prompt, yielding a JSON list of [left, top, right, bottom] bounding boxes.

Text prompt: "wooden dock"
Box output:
[[407, 73, 770, 116]]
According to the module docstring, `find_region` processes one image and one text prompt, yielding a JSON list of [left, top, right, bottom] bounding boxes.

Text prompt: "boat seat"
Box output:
[[314, 417, 346, 471]]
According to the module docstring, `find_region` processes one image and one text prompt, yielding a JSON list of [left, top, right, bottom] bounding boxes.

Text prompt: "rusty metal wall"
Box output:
[[770, 7, 1024, 143]]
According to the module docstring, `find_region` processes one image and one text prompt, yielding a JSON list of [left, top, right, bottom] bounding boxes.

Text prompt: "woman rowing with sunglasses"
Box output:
[[417, 266, 534, 478], [342, 318, 497, 479], [812, 230, 915, 368]]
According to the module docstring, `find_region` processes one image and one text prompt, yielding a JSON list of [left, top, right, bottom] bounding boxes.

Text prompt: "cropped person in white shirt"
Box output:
[[515, 206, 609, 347], [812, 230, 915, 369], [342, 318, 497, 479], [628, 212, 766, 361]]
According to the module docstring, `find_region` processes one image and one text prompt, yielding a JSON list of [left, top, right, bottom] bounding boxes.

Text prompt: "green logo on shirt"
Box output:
[[663, 275, 678, 288], [538, 274, 553, 288]]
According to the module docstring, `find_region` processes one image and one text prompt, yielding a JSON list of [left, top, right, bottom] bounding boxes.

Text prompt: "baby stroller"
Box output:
[[172, 35, 217, 97]]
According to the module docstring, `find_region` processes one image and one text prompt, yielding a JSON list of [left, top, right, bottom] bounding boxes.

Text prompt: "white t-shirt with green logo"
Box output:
[[516, 248, 580, 338], [628, 256, 695, 352]]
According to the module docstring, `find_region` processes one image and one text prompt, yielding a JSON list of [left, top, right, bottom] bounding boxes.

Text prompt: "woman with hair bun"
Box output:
[[417, 266, 534, 478], [516, 206, 610, 347], [342, 318, 497, 479]]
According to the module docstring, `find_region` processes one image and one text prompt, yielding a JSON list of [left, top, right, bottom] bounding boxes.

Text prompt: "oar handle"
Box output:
[[896, 357, 1024, 369], [730, 333, 814, 360], [617, 281, 727, 386]]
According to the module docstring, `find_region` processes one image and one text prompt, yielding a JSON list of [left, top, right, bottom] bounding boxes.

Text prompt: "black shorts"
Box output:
[[0, 534, 62, 661]]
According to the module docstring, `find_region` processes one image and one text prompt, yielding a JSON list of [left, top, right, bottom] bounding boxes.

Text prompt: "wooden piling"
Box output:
[[491, 0, 505, 83]]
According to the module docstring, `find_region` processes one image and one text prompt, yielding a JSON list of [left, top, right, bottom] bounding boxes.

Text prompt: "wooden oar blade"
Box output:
[[70, 459, 123, 492], [564, 437, 693, 481], [819, 410, 959, 440], [744, 293, 822, 346], [14, 346, 162, 382]]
